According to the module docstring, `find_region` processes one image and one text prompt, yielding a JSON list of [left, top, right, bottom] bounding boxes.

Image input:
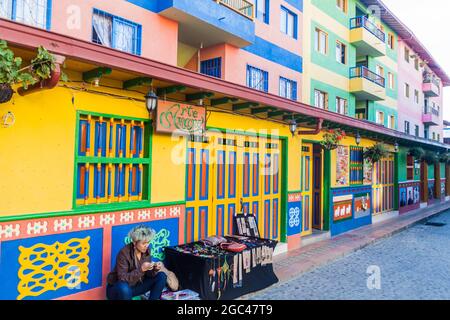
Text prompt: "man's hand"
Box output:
[[153, 262, 163, 272], [141, 262, 155, 272]]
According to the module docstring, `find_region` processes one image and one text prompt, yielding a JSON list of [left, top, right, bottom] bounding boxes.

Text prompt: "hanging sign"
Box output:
[[156, 101, 206, 135]]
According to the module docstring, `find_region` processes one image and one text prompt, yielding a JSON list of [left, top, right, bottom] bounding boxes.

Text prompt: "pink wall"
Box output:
[[255, 0, 303, 58], [397, 41, 443, 141], [51, 0, 178, 65]]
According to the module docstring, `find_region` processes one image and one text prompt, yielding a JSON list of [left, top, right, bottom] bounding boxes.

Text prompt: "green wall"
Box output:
[[310, 79, 356, 116]]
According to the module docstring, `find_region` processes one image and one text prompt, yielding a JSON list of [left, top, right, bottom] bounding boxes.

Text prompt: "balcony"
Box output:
[[350, 16, 386, 57], [158, 0, 255, 48], [422, 107, 440, 126], [350, 66, 386, 101], [422, 77, 440, 97]]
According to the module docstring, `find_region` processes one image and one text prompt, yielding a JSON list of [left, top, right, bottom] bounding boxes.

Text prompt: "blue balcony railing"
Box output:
[[350, 66, 385, 88], [350, 16, 386, 43]]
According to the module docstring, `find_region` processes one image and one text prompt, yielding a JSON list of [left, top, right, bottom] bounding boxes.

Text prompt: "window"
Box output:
[[415, 125, 419, 137], [336, 97, 348, 115], [201, 57, 222, 78], [256, 0, 269, 24], [0, 0, 50, 29], [280, 6, 297, 39], [336, 0, 347, 12], [376, 65, 384, 78], [414, 58, 419, 71], [336, 41, 346, 64], [388, 72, 395, 90], [350, 147, 364, 185], [75, 112, 150, 206], [314, 90, 328, 110], [92, 9, 142, 55], [279, 77, 297, 100], [376, 111, 384, 126], [388, 115, 395, 129], [414, 89, 419, 104], [438, 134, 440, 142], [432, 132, 436, 140], [247, 65, 268, 92], [315, 28, 328, 55], [404, 83, 410, 98], [404, 47, 410, 63], [406, 155, 414, 180], [388, 33, 395, 50], [404, 121, 410, 135], [424, 128, 429, 139]]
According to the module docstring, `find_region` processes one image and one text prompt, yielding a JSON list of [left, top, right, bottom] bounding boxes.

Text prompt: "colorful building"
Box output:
[[0, 0, 449, 300]]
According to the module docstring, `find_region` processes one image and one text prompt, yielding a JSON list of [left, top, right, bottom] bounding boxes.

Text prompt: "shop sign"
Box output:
[[287, 192, 302, 236], [354, 193, 371, 219], [333, 195, 353, 222], [156, 101, 206, 135]]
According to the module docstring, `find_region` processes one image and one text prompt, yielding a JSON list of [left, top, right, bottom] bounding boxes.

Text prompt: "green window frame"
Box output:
[[350, 146, 364, 185], [74, 111, 151, 208]]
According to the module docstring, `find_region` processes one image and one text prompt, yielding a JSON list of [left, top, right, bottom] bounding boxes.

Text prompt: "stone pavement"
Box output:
[[240, 201, 450, 299]]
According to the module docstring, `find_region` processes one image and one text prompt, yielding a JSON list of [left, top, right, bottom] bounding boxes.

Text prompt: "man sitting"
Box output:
[[106, 225, 167, 300]]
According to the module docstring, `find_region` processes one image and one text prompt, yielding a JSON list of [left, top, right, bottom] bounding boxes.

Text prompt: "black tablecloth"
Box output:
[[164, 236, 279, 300]]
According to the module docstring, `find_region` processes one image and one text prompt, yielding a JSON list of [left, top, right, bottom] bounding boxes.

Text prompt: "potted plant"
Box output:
[[17, 46, 67, 96], [0, 40, 35, 103], [408, 147, 425, 160], [363, 143, 389, 163], [438, 153, 449, 163], [320, 128, 346, 150], [422, 150, 437, 165]]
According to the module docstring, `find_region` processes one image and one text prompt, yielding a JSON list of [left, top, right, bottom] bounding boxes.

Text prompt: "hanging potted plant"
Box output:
[[422, 150, 437, 165], [408, 147, 425, 160], [438, 153, 449, 163], [363, 143, 389, 163], [0, 40, 35, 103], [319, 128, 346, 150], [17, 46, 67, 96]]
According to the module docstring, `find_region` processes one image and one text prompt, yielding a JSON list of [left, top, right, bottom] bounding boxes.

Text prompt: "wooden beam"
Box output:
[[82, 67, 112, 82], [122, 77, 152, 90], [232, 102, 259, 111], [251, 107, 275, 115], [185, 92, 214, 101], [157, 85, 186, 96], [211, 97, 239, 106], [268, 110, 287, 118]]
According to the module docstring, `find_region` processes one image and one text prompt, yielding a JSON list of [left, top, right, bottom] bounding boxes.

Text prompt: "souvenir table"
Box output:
[[164, 236, 278, 300]]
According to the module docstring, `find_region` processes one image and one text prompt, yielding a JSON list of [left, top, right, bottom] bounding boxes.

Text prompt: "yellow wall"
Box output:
[[0, 82, 184, 216]]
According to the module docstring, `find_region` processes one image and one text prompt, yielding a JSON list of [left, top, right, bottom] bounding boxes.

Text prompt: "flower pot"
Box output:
[[17, 64, 61, 96], [0, 83, 14, 104]]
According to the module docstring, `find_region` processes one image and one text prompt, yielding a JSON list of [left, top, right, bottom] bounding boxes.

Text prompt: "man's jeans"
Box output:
[[107, 272, 167, 300]]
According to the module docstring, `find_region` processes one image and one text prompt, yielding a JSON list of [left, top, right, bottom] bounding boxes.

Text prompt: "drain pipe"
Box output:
[[17, 54, 65, 96], [298, 118, 324, 135]]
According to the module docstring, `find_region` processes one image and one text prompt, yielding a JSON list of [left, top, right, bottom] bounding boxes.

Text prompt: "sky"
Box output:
[[381, 0, 450, 120]]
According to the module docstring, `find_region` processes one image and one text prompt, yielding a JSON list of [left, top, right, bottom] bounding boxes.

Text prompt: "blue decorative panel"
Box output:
[[110, 218, 179, 270], [0, 229, 103, 300]]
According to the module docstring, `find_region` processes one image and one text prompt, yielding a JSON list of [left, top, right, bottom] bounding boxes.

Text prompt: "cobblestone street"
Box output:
[[249, 210, 450, 300]]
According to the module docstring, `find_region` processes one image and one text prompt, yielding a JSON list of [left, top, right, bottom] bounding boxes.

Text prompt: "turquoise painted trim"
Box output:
[[243, 36, 303, 73], [0, 201, 186, 223], [46, 0, 52, 30], [311, 0, 355, 28]]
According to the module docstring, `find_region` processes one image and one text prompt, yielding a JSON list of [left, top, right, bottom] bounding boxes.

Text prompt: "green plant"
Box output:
[[422, 150, 437, 165], [363, 143, 389, 163], [408, 147, 425, 159], [438, 153, 449, 163], [30, 46, 68, 82], [320, 128, 346, 150], [0, 40, 35, 89]]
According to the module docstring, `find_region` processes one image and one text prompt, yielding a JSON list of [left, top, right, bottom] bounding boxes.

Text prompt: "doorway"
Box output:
[[301, 143, 323, 236]]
